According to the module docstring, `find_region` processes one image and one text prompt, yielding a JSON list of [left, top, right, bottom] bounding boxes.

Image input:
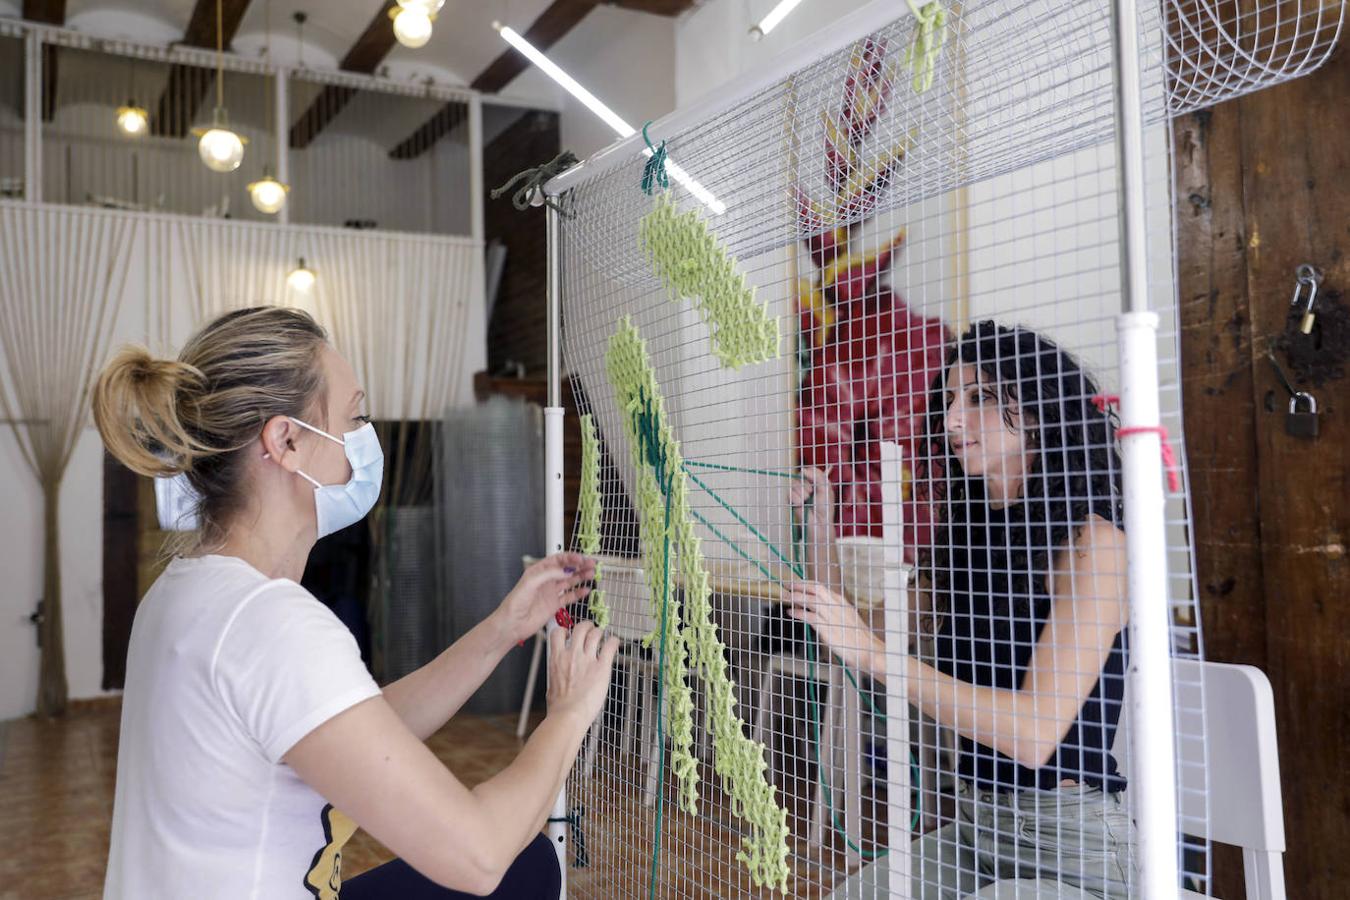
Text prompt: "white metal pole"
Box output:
[[274, 66, 290, 225], [24, 29, 42, 203], [468, 94, 485, 247], [543, 202, 569, 896], [1109, 0, 1180, 895], [879, 442, 910, 898]]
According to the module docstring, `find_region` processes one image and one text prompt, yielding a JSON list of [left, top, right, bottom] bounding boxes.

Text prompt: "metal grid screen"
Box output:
[[549, 0, 1339, 897]]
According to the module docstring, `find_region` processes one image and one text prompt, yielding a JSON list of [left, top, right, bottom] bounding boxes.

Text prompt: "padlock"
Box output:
[[1286, 392, 1319, 438], [1290, 264, 1321, 335]]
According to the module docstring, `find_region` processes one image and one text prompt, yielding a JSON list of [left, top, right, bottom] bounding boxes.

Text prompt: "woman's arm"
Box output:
[[285, 622, 617, 895], [382, 553, 595, 740], [787, 516, 1127, 771], [790, 467, 844, 592]]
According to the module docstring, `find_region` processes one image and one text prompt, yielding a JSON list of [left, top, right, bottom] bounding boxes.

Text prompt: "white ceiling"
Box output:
[[48, 1, 560, 95]]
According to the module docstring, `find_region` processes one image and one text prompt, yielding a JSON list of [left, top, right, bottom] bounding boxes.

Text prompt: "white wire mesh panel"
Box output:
[[1164, 0, 1345, 113], [536, 0, 1327, 895]]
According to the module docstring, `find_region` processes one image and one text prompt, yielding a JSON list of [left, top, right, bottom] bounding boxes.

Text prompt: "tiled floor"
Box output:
[[0, 700, 872, 899], [0, 700, 541, 900]]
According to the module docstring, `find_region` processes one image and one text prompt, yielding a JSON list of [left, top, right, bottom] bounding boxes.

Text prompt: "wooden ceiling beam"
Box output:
[[150, 0, 252, 138], [607, 0, 699, 16], [289, 2, 399, 150], [389, 0, 600, 161]]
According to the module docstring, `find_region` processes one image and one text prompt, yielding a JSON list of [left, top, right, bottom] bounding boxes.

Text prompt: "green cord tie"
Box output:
[[490, 150, 578, 216], [904, 0, 947, 93], [548, 806, 588, 868], [640, 121, 669, 195]]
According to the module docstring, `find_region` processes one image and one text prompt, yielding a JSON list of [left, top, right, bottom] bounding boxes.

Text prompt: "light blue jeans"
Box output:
[[826, 781, 1132, 898]]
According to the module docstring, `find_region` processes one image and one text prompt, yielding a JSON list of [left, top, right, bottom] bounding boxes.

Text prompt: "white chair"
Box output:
[[1116, 659, 1286, 900], [751, 649, 858, 847]]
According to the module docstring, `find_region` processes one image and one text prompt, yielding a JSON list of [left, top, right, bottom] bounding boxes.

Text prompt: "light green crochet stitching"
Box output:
[[638, 192, 781, 370], [606, 318, 791, 892], [577, 414, 610, 629]]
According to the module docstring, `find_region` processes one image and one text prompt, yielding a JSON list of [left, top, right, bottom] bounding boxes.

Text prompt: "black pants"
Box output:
[[342, 832, 560, 899]]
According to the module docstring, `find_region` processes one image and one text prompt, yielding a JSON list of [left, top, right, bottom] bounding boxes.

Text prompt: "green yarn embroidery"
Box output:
[[904, 0, 947, 93], [606, 318, 791, 892], [638, 192, 781, 370], [577, 414, 610, 629]]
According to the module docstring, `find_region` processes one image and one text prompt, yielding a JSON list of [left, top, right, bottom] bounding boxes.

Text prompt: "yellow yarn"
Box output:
[[577, 414, 610, 629], [606, 318, 790, 892], [638, 192, 781, 370]]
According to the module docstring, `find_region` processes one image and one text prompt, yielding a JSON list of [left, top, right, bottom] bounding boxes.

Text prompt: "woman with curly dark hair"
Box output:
[[795, 321, 1132, 899]]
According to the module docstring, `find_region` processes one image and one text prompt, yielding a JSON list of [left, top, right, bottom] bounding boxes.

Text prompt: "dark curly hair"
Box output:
[[918, 321, 1123, 618]]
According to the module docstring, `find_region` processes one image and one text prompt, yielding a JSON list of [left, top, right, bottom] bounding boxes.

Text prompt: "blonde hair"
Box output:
[[93, 306, 329, 543]]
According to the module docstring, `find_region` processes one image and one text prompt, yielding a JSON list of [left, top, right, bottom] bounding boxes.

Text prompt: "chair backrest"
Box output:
[[1114, 659, 1286, 898]]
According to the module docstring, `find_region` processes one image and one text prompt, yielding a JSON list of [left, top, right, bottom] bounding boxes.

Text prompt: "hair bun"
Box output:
[[92, 346, 208, 478]]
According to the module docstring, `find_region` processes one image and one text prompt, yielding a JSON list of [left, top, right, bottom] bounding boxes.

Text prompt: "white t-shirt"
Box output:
[[104, 554, 382, 900]]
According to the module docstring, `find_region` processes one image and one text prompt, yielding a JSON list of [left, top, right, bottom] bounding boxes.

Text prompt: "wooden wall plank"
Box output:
[[1179, 46, 1349, 900]]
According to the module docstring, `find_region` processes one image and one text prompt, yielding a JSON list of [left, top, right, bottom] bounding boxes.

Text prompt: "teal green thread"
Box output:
[[684, 468, 800, 575], [577, 414, 610, 629], [649, 470, 674, 900], [638, 192, 780, 370], [641, 121, 669, 195], [684, 459, 801, 480], [904, 0, 947, 93]]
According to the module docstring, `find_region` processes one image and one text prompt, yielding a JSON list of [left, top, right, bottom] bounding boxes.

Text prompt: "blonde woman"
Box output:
[[94, 306, 616, 899]]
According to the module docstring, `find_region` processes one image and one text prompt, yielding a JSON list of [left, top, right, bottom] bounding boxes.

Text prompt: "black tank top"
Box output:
[[932, 536, 1129, 793]]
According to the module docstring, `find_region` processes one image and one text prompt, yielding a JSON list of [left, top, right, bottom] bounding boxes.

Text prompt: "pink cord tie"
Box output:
[[1092, 394, 1181, 493]]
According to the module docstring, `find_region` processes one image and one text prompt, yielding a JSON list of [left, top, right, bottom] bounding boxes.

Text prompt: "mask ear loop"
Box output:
[[288, 416, 346, 446]]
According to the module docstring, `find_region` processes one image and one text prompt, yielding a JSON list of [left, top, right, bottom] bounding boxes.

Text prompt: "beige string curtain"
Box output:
[[309, 229, 479, 678], [0, 204, 138, 717], [149, 218, 481, 679]]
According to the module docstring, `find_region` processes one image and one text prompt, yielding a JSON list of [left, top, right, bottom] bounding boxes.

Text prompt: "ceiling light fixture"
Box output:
[[116, 57, 147, 136], [248, 170, 289, 214], [193, 0, 246, 172], [391, 0, 444, 49], [492, 21, 725, 215], [749, 0, 809, 40], [116, 102, 148, 136], [287, 258, 316, 293], [250, 0, 290, 215]]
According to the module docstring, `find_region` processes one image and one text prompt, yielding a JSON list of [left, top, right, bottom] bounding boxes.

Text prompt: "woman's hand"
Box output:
[[546, 621, 619, 727], [789, 466, 835, 540], [783, 581, 886, 677], [491, 553, 596, 647]]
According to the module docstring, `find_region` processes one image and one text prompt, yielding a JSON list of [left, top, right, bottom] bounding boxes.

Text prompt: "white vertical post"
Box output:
[[1110, 0, 1180, 895], [543, 203, 569, 896], [468, 94, 485, 246], [274, 66, 290, 225], [879, 442, 911, 898], [23, 29, 42, 203]]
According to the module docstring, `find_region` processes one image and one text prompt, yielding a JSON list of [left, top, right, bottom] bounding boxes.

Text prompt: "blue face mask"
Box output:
[[288, 417, 384, 539], [152, 417, 384, 538]]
